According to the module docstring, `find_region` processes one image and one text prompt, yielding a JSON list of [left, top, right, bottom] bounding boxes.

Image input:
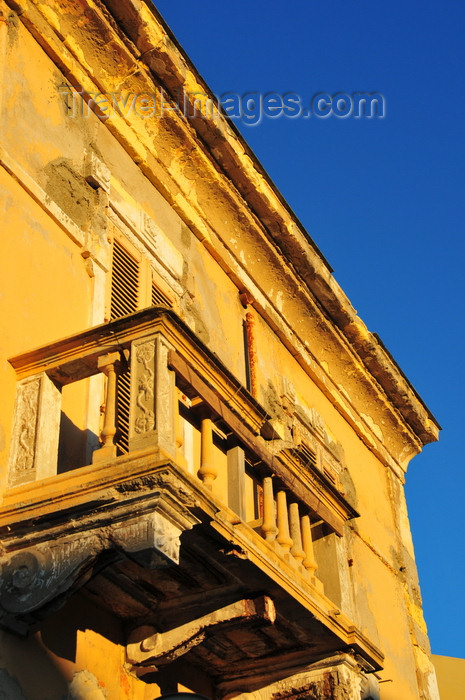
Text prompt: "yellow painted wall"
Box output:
[[433, 655, 465, 700], [0, 0, 440, 698]]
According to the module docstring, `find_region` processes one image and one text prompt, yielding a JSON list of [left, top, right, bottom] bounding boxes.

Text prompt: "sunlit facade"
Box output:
[[0, 1, 440, 698]]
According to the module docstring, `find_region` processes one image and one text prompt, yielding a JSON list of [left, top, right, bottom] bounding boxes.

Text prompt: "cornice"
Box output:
[[4, 0, 440, 454], [101, 0, 440, 446]]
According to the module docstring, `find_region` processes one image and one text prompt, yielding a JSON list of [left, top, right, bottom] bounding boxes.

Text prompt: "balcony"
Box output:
[[0, 308, 383, 692]]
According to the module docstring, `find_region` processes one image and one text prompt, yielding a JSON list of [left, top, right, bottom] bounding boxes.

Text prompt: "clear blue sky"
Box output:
[[152, 0, 465, 657]]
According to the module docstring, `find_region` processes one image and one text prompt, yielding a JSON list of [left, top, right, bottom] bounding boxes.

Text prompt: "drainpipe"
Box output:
[[244, 310, 258, 398]]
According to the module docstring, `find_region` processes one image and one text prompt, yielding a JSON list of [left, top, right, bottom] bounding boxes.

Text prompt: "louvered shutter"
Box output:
[[110, 240, 140, 454], [115, 367, 130, 455], [110, 240, 139, 319], [151, 279, 172, 308]]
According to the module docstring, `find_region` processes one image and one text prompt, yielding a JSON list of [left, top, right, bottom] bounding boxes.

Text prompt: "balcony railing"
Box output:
[[6, 308, 358, 593]]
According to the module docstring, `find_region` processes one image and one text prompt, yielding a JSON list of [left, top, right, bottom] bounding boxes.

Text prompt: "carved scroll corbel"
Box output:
[[0, 536, 100, 633]]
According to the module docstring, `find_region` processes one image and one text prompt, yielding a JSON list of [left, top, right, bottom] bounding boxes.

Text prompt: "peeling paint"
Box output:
[[360, 413, 384, 442]]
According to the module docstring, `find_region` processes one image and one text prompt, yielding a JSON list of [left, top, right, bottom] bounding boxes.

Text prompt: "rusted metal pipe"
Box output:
[[244, 311, 258, 398]]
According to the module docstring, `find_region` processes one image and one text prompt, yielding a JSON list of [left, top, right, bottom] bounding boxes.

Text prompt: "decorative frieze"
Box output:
[[223, 652, 379, 700], [129, 334, 176, 457], [134, 341, 156, 434], [9, 377, 40, 480], [7, 373, 61, 487], [293, 404, 344, 491]]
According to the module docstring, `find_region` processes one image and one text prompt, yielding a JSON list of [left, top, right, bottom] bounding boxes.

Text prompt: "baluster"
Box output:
[[261, 476, 277, 542], [289, 503, 306, 566], [301, 514, 318, 581], [276, 490, 293, 554], [93, 351, 120, 464], [197, 416, 217, 490]]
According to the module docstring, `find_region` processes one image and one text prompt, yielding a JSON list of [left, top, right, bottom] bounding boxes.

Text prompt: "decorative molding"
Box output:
[[8, 373, 61, 487], [294, 404, 344, 475], [0, 467, 200, 632], [134, 341, 156, 434], [129, 334, 176, 456], [0, 536, 99, 633], [111, 511, 183, 567], [309, 406, 326, 437], [152, 512, 182, 563], [141, 211, 159, 251], [84, 150, 111, 193], [223, 652, 378, 700], [8, 377, 40, 483]]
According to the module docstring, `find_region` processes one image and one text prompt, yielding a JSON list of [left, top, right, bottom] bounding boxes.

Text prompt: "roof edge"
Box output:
[[100, 0, 440, 445]]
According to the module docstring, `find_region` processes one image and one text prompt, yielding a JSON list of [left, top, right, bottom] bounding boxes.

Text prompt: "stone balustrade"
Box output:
[[6, 308, 357, 592]]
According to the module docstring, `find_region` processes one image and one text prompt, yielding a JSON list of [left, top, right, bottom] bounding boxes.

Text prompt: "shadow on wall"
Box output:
[[0, 629, 69, 700], [0, 589, 214, 699], [0, 592, 125, 700], [57, 412, 100, 473]]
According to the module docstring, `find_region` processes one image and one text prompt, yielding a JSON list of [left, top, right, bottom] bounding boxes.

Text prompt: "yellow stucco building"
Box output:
[[432, 656, 465, 700], [0, 1, 442, 698]]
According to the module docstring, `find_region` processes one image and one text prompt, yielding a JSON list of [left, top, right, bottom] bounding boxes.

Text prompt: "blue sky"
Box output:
[[152, 0, 465, 657]]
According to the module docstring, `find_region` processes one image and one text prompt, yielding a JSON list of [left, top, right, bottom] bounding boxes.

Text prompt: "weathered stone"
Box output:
[[7, 373, 61, 487], [0, 0, 441, 697]]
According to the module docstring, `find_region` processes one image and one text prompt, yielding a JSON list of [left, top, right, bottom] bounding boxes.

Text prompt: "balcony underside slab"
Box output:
[[0, 452, 382, 689]]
